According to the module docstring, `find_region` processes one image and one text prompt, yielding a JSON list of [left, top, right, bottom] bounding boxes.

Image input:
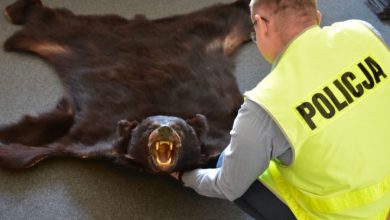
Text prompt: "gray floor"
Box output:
[[0, 1, 389, 220]]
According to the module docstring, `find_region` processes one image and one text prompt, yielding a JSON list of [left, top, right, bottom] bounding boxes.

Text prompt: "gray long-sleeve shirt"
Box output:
[[181, 20, 383, 202], [182, 99, 293, 201]]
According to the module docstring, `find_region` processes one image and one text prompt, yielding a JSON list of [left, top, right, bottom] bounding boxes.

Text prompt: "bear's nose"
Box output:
[[157, 126, 173, 138]]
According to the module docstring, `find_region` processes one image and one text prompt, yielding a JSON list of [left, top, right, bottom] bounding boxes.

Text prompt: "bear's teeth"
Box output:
[[157, 157, 172, 166], [155, 141, 173, 151]]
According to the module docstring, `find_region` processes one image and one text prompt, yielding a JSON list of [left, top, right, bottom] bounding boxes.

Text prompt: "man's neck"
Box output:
[[271, 24, 319, 70]]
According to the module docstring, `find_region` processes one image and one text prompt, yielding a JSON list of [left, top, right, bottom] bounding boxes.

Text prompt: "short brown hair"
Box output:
[[250, 0, 317, 15], [250, 0, 318, 43]]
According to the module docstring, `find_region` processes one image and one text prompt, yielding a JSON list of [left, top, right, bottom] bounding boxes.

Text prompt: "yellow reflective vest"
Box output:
[[245, 20, 390, 220]]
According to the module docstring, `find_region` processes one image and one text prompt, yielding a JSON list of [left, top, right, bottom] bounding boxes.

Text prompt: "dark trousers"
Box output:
[[233, 180, 296, 220], [216, 155, 296, 219]]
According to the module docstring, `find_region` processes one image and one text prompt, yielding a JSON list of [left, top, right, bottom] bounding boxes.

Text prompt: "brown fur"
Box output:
[[0, 0, 251, 173]]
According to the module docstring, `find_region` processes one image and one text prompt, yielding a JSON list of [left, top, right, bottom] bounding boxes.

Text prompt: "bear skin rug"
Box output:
[[0, 0, 251, 174]]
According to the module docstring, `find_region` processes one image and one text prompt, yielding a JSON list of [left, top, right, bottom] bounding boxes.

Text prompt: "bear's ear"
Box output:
[[186, 114, 209, 142], [117, 120, 138, 138], [114, 119, 138, 155]]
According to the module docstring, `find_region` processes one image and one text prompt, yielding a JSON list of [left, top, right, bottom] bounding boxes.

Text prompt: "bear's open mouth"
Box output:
[[148, 126, 182, 172], [154, 141, 174, 166]]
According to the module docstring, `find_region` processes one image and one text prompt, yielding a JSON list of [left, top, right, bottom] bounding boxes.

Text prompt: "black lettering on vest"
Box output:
[[297, 56, 388, 131], [323, 86, 348, 111], [312, 93, 335, 119], [359, 62, 375, 90], [296, 102, 317, 130], [342, 72, 364, 98], [334, 79, 354, 104], [365, 56, 387, 83]]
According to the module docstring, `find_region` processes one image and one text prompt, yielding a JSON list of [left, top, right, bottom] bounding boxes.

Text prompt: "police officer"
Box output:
[[171, 0, 390, 219]]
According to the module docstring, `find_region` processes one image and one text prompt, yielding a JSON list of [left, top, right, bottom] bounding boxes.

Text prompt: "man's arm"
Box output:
[[180, 99, 292, 201]]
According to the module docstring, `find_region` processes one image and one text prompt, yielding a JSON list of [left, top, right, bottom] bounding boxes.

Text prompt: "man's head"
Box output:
[[250, 0, 321, 63]]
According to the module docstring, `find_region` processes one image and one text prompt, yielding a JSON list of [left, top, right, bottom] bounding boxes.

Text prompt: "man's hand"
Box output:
[[170, 172, 180, 180], [170, 171, 184, 184]]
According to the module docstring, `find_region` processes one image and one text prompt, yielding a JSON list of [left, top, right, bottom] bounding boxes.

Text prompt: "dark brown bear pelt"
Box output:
[[0, 0, 251, 173]]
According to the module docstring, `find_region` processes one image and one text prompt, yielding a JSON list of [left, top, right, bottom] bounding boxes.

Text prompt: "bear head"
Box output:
[[120, 114, 210, 173]]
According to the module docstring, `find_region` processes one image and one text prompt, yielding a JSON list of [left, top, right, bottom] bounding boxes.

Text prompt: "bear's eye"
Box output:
[[147, 125, 160, 131], [170, 124, 182, 131], [170, 124, 185, 137]]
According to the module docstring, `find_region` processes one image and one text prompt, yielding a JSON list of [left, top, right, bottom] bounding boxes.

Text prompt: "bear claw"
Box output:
[[4, 9, 12, 23]]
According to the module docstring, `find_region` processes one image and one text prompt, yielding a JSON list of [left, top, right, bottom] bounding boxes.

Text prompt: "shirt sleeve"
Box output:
[[181, 99, 292, 201]]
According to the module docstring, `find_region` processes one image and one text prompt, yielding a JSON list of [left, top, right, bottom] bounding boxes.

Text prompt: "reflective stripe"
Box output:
[[259, 164, 313, 220], [267, 162, 390, 214]]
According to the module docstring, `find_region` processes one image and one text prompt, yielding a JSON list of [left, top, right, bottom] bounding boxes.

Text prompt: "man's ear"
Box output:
[[186, 114, 209, 142], [254, 14, 269, 33], [316, 10, 322, 25]]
